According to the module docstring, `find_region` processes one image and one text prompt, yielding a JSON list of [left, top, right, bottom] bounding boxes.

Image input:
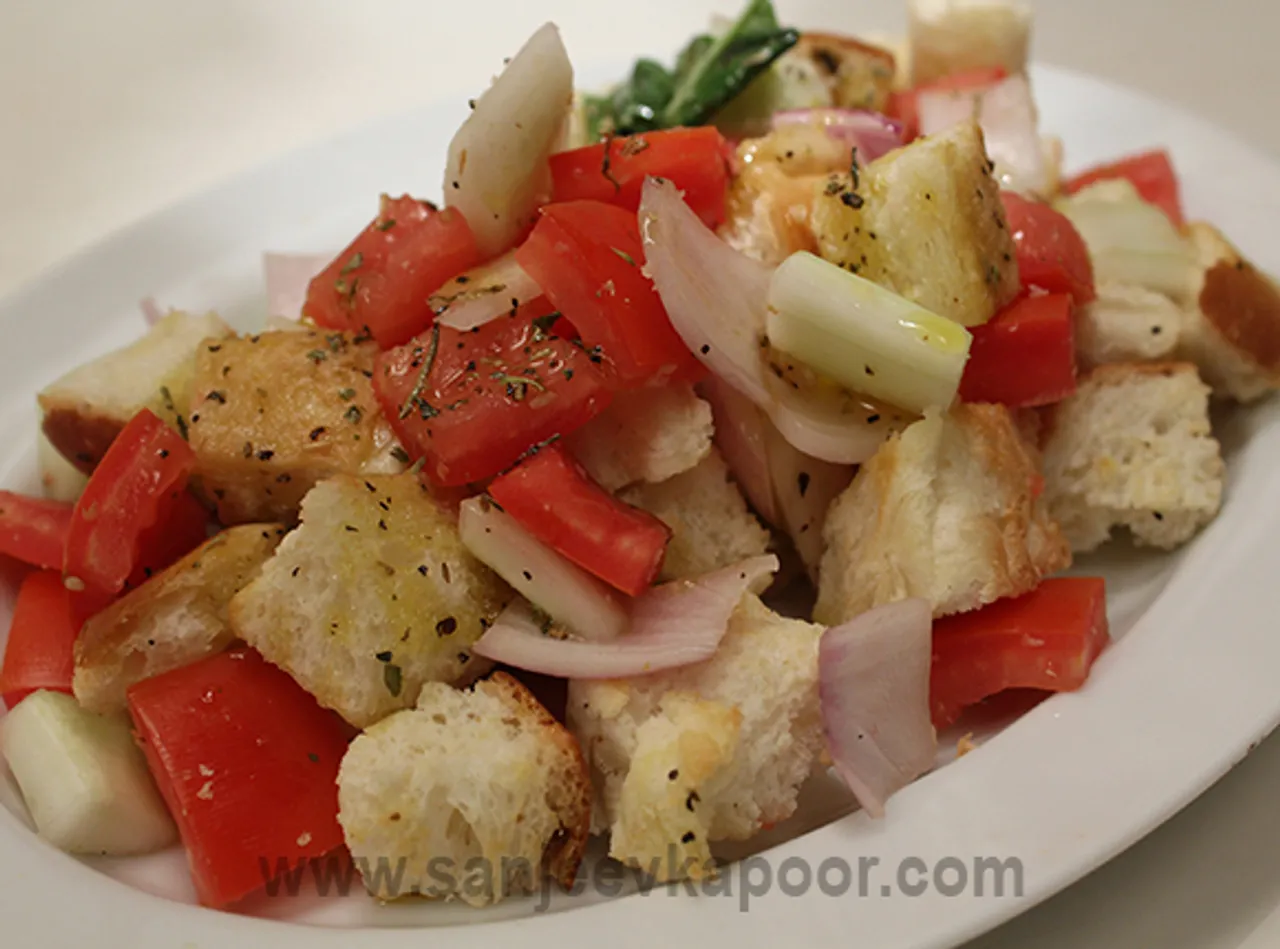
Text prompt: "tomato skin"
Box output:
[[372, 299, 613, 487], [64, 409, 201, 618], [1064, 149, 1183, 227], [930, 577, 1110, 728], [0, 491, 73, 571], [0, 571, 79, 710], [1001, 191, 1096, 305], [127, 647, 352, 909], [959, 293, 1077, 408], [516, 201, 703, 388], [887, 66, 1008, 142], [488, 444, 672, 596], [303, 196, 482, 348], [549, 128, 730, 229]]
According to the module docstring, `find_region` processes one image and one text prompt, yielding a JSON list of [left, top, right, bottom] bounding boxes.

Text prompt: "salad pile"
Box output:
[[1, 0, 1275, 912]]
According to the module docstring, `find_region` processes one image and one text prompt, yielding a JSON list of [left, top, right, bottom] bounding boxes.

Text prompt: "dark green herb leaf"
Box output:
[[340, 252, 364, 276], [611, 247, 637, 267], [399, 323, 440, 420]]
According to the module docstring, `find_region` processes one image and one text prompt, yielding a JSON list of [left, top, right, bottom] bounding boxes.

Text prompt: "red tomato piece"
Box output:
[[488, 444, 671, 596], [1001, 191, 1096, 304], [959, 293, 1077, 408], [1064, 149, 1183, 227], [0, 491, 73, 571], [373, 299, 613, 487], [0, 571, 79, 710], [64, 409, 200, 617], [125, 490, 210, 593], [549, 128, 731, 229], [303, 195, 482, 348], [515, 201, 702, 388], [930, 577, 1110, 729], [127, 647, 352, 908], [887, 66, 1008, 142]]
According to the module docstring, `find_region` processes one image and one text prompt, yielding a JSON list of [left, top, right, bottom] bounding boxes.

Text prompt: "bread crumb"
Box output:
[[957, 733, 978, 757]]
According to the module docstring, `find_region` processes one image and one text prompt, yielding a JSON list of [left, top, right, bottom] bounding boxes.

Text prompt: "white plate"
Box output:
[[3, 63, 1280, 949]]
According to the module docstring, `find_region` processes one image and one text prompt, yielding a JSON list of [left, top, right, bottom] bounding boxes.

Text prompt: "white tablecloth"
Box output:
[[2, 2, 1279, 946]]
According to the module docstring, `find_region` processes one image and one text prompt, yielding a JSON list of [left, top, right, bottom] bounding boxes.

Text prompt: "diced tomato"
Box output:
[[1064, 149, 1183, 227], [0, 491, 73, 571], [549, 128, 731, 229], [516, 201, 703, 388], [0, 571, 79, 709], [887, 66, 1008, 142], [125, 490, 210, 593], [1001, 191, 1095, 304], [930, 577, 1110, 729], [64, 409, 201, 617], [303, 195, 482, 348], [959, 292, 1077, 408], [127, 647, 352, 908], [373, 299, 613, 486], [488, 444, 671, 596]]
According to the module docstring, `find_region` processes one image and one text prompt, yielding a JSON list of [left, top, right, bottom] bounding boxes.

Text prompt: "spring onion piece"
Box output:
[[0, 691, 177, 855], [766, 251, 972, 414], [444, 23, 574, 259], [458, 497, 628, 642], [433, 251, 543, 331]]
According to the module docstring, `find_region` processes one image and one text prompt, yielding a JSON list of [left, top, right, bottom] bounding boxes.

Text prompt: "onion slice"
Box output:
[[771, 109, 904, 162], [698, 376, 779, 525], [139, 297, 164, 327], [263, 252, 330, 320], [434, 251, 543, 330], [472, 555, 780, 678], [459, 497, 628, 642], [820, 598, 937, 818]]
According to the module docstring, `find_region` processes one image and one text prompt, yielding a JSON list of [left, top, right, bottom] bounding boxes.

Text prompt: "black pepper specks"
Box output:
[[668, 769, 679, 781], [797, 472, 811, 497], [436, 617, 457, 637]]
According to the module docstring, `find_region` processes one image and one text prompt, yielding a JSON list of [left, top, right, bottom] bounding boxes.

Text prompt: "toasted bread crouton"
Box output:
[[1177, 222, 1280, 401], [793, 33, 897, 112], [188, 329, 398, 524], [338, 672, 591, 905], [907, 0, 1032, 87], [811, 120, 1021, 327], [568, 595, 822, 881], [816, 403, 1070, 623], [229, 474, 511, 728], [73, 524, 283, 713], [619, 448, 771, 584], [1076, 282, 1182, 369], [1041, 363, 1224, 552], [566, 383, 713, 492], [38, 311, 232, 473]]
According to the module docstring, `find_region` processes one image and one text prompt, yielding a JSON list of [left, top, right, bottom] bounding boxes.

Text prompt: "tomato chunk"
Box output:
[[127, 647, 351, 908], [373, 300, 613, 486], [0, 491, 73, 571], [64, 409, 202, 617], [549, 128, 730, 229], [303, 195, 482, 348], [0, 571, 79, 709], [887, 66, 1008, 142], [930, 577, 1110, 729], [959, 293, 1077, 408], [516, 201, 702, 387], [1001, 191, 1095, 304], [488, 444, 671, 596], [1064, 149, 1183, 227]]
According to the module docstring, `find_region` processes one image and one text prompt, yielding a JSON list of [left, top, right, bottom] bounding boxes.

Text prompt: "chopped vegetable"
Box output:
[[1064, 149, 1184, 227], [127, 647, 351, 908], [959, 292, 1076, 407], [887, 65, 1007, 141], [0, 490, 73, 571], [263, 252, 330, 321], [770, 109, 904, 162], [0, 571, 79, 709], [1001, 191, 1096, 304], [432, 251, 543, 331], [766, 251, 972, 414], [930, 577, 1110, 729]]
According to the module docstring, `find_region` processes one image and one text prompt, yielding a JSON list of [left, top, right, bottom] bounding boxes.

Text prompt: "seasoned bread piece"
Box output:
[[568, 595, 823, 881], [1177, 222, 1280, 401], [566, 383, 713, 492], [619, 448, 771, 583], [908, 0, 1032, 87], [1041, 362, 1224, 552], [39, 311, 233, 473], [73, 524, 284, 712], [1076, 282, 1182, 369], [338, 673, 591, 906], [188, 329, 400, 524], [229, 474, 511, 728], [811, 120, 1021, 327], [816, 403, 1070, 623], [793, 33, 896, 113]]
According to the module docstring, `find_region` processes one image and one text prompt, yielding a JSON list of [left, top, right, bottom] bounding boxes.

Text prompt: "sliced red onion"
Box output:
[[472, 555, 779, 678], [772, 109, 904, 162], [698, 376, 779, 525], [769, 387, 894, 466], [140, 297, 164, 327], [762, 423, 853, 580], [434, 251, 543, 330], [820, 598, 937, 818], [263, 252, 330, 320]]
